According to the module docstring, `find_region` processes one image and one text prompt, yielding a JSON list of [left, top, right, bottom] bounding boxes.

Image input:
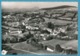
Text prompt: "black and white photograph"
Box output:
[[2, 2, 78, 55]]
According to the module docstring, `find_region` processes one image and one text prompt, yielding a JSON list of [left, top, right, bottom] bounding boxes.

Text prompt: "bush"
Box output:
[[12, 53, 17, 55], [24, 32, 33, 39], [46, 36, 53, 40], [5, 38, 10, 43], [55, 44, 64, 52], [37, 43, 44, 50], [19, 37, 27, 42], [66, 27, 72, 31], [10, 37, 18, 43], [2, 45, 13, 51], [41, 30, 50, 34], [2, 39, 6, 43], [65, 49, 77, 54], [47, 22, 55, 30], [74, 35, 78, 40]]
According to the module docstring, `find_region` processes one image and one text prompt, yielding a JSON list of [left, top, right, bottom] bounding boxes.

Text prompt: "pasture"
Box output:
[[44, 18, 73, 25], [11, 39, 78, 54]]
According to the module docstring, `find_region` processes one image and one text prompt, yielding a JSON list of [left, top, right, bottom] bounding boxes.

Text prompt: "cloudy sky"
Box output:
[[2, 2, 78, 9]]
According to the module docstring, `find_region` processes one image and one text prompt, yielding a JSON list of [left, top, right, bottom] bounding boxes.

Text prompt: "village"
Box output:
[[2, 5, 78, 55]]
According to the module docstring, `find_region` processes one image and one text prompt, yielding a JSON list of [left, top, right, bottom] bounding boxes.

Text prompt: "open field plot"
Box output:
[[44, 18, 73, 25], [11, 39, 77, 54], [12, 42, 38, 52], [40, 39, 78, 50], [11, 41, 62, 54]]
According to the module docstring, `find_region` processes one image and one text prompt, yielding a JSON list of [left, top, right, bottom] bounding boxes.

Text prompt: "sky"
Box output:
[[2, 2, 78, 9]]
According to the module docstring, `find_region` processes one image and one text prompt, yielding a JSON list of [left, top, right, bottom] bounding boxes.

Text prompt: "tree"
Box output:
[[55, 44, 64, 52], [66, 26, 72, 31], [58, 32, 66, 36], [23, 13, 29, 17], [2, 39, 6, 43], [19, 37, 27, 42], [38, 43, 44, 50], [19, 24, 26, 33], [5, 38, 10, 43], [46, 36, 53, 40], [23, 13, 27, 17], [44, 12, 48, 16], [49, 13, 53, 19], [41, 30, 50, 34], [47, 22, 55, 30], [10, 37, 18, 43], [24, 32, 33, 39], [2, 11, 10, 16], [12, 53, 17, 55]]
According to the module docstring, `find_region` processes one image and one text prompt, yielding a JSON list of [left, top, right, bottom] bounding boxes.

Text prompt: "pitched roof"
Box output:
[[46, 45, 54, 50]]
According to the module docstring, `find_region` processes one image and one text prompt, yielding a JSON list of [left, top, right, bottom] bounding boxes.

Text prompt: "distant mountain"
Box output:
[[40, 5, 77, 10], [2, 7, 39, 12], [2, 5, 77, 12]]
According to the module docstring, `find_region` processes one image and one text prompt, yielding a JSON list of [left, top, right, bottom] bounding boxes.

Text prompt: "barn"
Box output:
[[45, 45, 55, 52]]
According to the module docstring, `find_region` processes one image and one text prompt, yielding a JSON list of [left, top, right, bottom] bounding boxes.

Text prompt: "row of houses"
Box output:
[[6, 21, 77, 41]]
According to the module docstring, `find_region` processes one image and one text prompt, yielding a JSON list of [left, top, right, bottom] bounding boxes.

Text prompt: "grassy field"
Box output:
[[61, 40, 78, 50], [12, 42, 38, 52], [11, 41, 61, 54], [11, 39, 78, 54], [40, 39, 68, 46], [44, 18, 73, 25], [40, 39, 78, 50]]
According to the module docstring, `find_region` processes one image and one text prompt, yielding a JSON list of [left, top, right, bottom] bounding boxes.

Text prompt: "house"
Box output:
[[43, 37, 46, 41], [52, 32, 58, 36], [3, 16, 7, 19], [26, 26, 32, 29], [40, 34, 50, 40], [40, 34, 45, 37], [46, 45, 55, 52], [57, 31, 69, 39], [7, 22, 20, 27], [9, 29, 22, 35], [26, 25, 39, 30], [59, 28, 66, 33], [3, 15, 11, 19], [22, 22, 25, 25], [51, 13, 62, 17], [61, 36, 69, 39], [51, 29, 60, 36], [43, 28, 52, 33]]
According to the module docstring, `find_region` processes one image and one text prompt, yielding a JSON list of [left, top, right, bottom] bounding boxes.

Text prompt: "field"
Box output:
[[10, 41, 61, 54], [44, 18, 74, 25], [40, 39, 78, 50], [8, 39, 77, 54]]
